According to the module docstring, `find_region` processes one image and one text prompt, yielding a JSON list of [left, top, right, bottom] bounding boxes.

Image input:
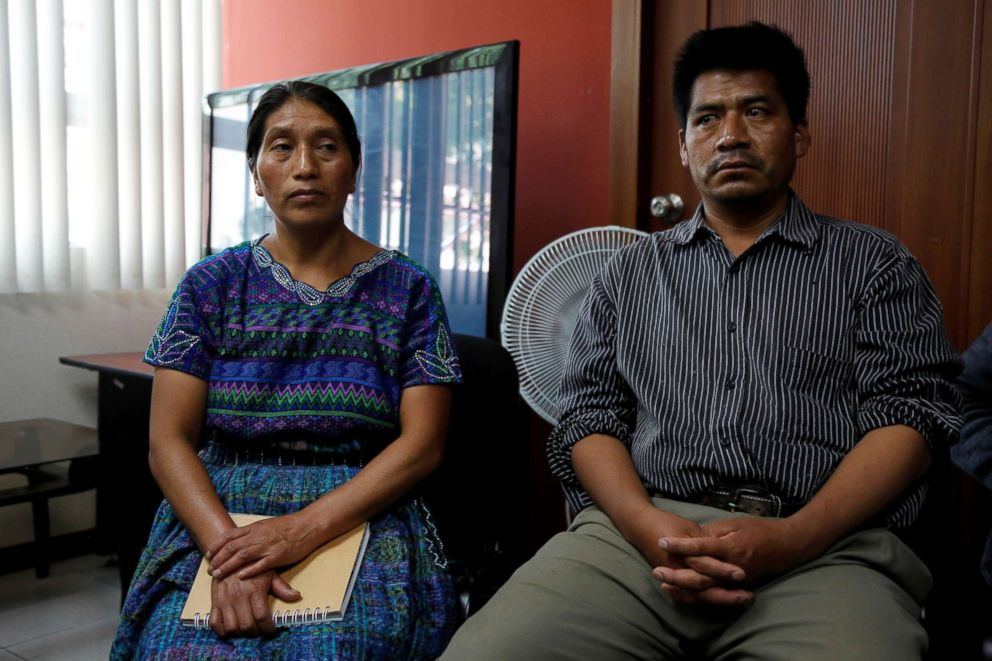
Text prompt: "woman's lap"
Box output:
[[112, 460, 457, 660]]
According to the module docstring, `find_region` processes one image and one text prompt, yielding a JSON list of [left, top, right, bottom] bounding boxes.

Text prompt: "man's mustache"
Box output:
[[706, 152, 763, 177]]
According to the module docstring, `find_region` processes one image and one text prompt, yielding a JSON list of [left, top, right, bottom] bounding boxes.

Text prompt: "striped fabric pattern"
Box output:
[[548, 193, 961, 528]]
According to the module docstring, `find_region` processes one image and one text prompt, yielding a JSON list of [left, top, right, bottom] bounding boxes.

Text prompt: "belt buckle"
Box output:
[[733, 485, 781, 517], [726, 486, 746, 513]]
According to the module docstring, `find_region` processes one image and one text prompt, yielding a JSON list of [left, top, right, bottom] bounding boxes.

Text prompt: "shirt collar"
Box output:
[[669, 190, 819, 251], [668, 206, 712, 245]]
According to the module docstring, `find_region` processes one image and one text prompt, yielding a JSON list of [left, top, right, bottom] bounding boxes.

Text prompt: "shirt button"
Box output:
[[725, 377, 736, 390], [727, 321, 737, 332]]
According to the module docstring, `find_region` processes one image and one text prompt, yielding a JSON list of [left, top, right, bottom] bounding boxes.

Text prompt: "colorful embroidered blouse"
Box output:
[[145, 238, 461, 440]]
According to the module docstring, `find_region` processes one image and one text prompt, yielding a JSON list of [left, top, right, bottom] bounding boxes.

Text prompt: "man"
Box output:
[[442, 22, 960, 660]]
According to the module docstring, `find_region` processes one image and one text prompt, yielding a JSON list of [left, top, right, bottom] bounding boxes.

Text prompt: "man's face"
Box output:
[[679, 69, 809, 211]]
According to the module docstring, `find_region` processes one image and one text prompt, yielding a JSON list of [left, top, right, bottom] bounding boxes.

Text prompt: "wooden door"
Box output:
[[608, 2, 992, 658], [609, 0, 991, 349]]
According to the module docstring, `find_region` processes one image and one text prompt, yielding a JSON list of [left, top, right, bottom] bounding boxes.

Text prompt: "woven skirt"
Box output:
[[111, 442, 459, 660]]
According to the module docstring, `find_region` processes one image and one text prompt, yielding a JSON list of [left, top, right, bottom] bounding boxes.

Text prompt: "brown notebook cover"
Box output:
[[180, 514, 369, 628]]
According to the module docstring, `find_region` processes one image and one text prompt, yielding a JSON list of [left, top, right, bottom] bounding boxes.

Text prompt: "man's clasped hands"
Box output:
[[635, 508, 814, 606]]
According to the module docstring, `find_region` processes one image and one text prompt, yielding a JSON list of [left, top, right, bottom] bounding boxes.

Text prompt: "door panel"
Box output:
[[972, 0, 992, 340], [712, 1, 898, 232]]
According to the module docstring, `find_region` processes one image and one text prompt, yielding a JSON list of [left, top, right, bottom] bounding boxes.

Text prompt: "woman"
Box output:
[[112, 81, 462, 659]]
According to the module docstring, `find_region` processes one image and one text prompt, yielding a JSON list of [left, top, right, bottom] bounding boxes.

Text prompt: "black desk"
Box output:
[[60, 353, 161, 599], [0, 418, 99, 577]]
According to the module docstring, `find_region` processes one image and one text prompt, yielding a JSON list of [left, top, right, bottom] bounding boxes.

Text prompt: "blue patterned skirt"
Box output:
[[111, 442, 460, 660]]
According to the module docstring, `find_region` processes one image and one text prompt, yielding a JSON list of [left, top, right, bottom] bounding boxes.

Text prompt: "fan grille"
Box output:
[[501, 227, 648, 424]]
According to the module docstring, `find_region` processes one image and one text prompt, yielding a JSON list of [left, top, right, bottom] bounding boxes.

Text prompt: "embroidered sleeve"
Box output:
[[400, 270, 462, 387], [144, 271, 215, 380]]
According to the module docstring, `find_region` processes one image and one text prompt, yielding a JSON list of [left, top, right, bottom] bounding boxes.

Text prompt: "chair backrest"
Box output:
[[419, 332, 528, 614], [905, 447, 987, 659]]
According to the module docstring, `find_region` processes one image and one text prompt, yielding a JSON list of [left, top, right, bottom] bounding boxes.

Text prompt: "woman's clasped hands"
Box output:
[[205, 512, 323, 638], [208, 570, 300, 638], [206, 511, 321, 580]]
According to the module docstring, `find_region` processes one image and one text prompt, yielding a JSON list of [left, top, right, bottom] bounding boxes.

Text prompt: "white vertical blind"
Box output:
[[38, 0, 69, 291], [138, 0, 165, 289], [181, 0, 202, 268], [0, 0, 222, 293], [0, 1, 16, 292], [160, 0, 184, 286], [88, 0, 120, 290], [9, 0, 43, 292], [115, 0, 142, 289]]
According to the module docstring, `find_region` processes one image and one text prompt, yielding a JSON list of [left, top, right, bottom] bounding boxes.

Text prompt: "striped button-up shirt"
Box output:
[[548, 194, 961, 528]]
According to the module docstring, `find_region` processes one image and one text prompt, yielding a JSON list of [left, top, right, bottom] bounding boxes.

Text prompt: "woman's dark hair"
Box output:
[[245, 80, 362, 175], [672, 22, 810, 129]]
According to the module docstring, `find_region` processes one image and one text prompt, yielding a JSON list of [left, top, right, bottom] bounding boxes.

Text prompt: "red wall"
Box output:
[[222, 0, 612, 272]]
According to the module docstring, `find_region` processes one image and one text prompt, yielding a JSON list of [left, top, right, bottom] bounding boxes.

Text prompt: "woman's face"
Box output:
[[252, 98, 357, 232]]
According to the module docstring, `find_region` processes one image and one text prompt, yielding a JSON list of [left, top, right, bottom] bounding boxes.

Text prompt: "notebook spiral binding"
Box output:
[[273, 606, 338, 626], [188, 606, 339, 629]]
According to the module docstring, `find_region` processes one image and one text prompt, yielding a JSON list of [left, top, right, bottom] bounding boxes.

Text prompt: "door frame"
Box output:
[[607, 0, 648, 230]]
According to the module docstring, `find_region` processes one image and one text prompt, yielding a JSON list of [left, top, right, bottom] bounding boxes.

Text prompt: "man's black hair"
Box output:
[[672, 22, 810, 129]]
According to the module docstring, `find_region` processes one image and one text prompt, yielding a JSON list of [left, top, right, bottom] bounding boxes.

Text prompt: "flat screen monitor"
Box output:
[[202, 41, 518, 339]]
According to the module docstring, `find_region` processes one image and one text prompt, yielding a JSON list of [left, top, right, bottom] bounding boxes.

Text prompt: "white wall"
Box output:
[[0, 289, 170, 546]]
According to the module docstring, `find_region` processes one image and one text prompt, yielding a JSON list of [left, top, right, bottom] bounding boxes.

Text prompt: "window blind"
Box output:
[[0, 0, 221, 293]]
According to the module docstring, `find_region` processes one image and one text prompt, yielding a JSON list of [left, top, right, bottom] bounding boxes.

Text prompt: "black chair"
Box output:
[[421, 332, 529, 616], [907, 449, 992, 660]]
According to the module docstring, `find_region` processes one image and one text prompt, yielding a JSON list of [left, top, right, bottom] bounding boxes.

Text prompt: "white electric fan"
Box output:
[[500, 226, 649, 424]]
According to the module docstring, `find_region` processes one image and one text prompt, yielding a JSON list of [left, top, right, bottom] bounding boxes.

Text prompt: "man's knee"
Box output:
[[715, 559, 928, 661], [440, 585, 559, 661], [441, 528, 677, 660]]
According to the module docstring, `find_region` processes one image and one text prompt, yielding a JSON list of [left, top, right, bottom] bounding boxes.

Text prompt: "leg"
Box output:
[[30, 496, 51, 579], [708, 528, 931, 661], [441, 505, 724, 661]]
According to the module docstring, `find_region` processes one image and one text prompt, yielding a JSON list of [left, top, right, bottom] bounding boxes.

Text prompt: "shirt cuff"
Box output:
[[546, 408, 632, 514], [857, 396, 960, 450]]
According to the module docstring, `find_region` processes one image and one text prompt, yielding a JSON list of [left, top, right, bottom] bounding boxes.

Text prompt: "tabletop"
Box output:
[[0, 418, 99, 473], [59, 352, 153, 380]]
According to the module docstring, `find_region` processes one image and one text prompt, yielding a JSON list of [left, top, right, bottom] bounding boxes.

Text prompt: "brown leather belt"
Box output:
[[690, 483, 802, 518]]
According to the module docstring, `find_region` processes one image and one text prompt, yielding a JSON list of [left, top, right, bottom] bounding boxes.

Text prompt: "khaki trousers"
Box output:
[[441, 497, 931, 661]]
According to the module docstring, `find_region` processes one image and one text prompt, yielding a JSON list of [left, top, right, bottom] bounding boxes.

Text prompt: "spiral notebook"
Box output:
[[180, 514, 370, 628]]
